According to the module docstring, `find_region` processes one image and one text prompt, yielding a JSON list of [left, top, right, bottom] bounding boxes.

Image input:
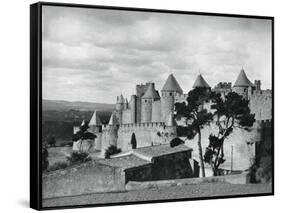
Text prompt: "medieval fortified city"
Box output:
[[41, 6, 273, 207]]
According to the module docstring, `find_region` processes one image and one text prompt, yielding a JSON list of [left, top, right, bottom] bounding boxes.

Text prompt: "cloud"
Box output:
[[42, 6, 272, 103]]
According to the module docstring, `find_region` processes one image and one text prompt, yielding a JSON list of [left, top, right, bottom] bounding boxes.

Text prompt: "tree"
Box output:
[[72, 122, 97, 153], [175, 87, 213, 177], [104, 145, 122, 159], [46, 135, 56, 147], [204, 92, 255, 176]]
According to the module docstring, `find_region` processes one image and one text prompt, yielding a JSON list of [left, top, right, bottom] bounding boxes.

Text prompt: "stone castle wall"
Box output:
[[249, 90, 272, 120], [100, 125, 118, 156], [183, 121, 263, 176], [152, 100, 162, 122], [122, 109, 131, 124], [117, 123, 176, 152], [141, 98, 153, 123], [161, 92, 175, 124]]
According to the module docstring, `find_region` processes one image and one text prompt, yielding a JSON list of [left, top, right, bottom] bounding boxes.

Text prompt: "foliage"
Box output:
[[46, 135, 56, 147], [204, 92, 255, 176], [170, 137, 184, 148], [72, 122, 97, 152], [104, 145, 122, 159], [175, 87, 213, 177], [66, 151, 92, 164], [42, 142, 49, 171], [48, 161, 69, 171]]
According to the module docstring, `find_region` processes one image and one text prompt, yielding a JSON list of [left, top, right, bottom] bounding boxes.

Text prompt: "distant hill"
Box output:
[[43, 99, 115, 112]]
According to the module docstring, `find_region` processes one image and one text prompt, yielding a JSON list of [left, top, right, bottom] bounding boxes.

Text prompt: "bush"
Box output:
[[48, 161, 69, 171], [104, 145, 121, 159], [42, 142, 49, 171], [46, 136, 56, 147], [170, 137, 184, 148], [67, 151, 92, 165], [249, 156, 272, 183]]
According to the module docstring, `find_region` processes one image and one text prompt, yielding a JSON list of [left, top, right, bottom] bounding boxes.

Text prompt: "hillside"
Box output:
[[42, 99, 115, 112]]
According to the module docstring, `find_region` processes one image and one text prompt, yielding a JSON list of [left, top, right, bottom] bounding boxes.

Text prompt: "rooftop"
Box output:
[[88, 111, 102, 126], [142, 83, 160, 99], [193, 74, 211, 88], [96, 154, 151, 170], [233, 69, 254, 87], [133, 143, 192, 159], [162, 74, 183, 93]]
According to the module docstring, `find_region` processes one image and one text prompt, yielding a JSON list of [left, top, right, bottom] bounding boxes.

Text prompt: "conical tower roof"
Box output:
[[108, 113, 118, 125], [89, 111, 102, 126], [142, 83, 160, 99], [193, 74, 210, 88], [162, 74, 183, 93], [233, 69, 254, 87]]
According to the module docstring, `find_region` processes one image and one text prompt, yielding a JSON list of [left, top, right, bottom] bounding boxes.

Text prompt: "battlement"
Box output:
[[119, 122, 166, 129], [214, 82, 232, 89], [249, 89, 272, 98]]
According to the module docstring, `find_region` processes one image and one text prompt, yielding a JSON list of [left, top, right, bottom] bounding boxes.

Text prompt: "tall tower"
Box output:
[[141, 83, 160, 123], [88, 111, 102, 150], [161, 74, 183, 124], [232, 68, 254, 100], [115, 94, 125, 124]]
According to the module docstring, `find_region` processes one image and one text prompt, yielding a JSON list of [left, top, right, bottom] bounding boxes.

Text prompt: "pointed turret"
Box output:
[[89, 111, 102, 126], [108, 113, 118, 125], [142, 83, 160, 99], [162, 74, 183, 94], [193, 74, 210, 88], [233, 69, 254, 87]]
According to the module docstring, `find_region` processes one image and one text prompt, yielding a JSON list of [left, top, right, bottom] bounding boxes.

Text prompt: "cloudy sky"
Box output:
[[42, 6, 272, 104]]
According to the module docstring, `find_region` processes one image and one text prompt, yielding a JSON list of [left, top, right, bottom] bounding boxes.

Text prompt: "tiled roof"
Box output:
[[193, 74, 210, 88], [162, 74, 183, 93], [142, 83, 160, 99], [233, 69, 254, 87], [97, 154, 151, 170], [133, 144, 192, 159]]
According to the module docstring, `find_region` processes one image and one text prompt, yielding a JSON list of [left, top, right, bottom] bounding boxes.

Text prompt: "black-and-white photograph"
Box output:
[[36, 3, 273, 209]]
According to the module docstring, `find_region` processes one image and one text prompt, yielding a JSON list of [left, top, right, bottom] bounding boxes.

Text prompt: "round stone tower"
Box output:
[[161, 74, 183, 124], [115, 94, 125, 124], [141, 83, 160, 123], [232, 68, 254, 100]]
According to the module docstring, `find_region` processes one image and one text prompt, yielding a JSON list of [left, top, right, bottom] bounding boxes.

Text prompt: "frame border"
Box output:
[[30, 1, 274, 210]]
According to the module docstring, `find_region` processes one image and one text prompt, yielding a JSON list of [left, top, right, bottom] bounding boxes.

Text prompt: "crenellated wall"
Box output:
[[117, 122, 176, 152]]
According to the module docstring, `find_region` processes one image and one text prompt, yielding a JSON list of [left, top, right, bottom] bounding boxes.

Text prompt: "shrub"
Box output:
[[249, 156, 272, 183], [46, 135, 56, 147], [67, 151, 92, 165], [48, 161, 69, 171], [104, 145, 121, 159], [42, 142, 49, 171], [170, 137, 184, 148]]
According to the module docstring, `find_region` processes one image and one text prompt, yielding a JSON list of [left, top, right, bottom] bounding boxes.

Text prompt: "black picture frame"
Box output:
[[30, 1, 274, 210]]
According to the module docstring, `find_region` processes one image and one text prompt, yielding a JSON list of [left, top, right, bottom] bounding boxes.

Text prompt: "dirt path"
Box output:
[[43, 183, 272, 208]]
